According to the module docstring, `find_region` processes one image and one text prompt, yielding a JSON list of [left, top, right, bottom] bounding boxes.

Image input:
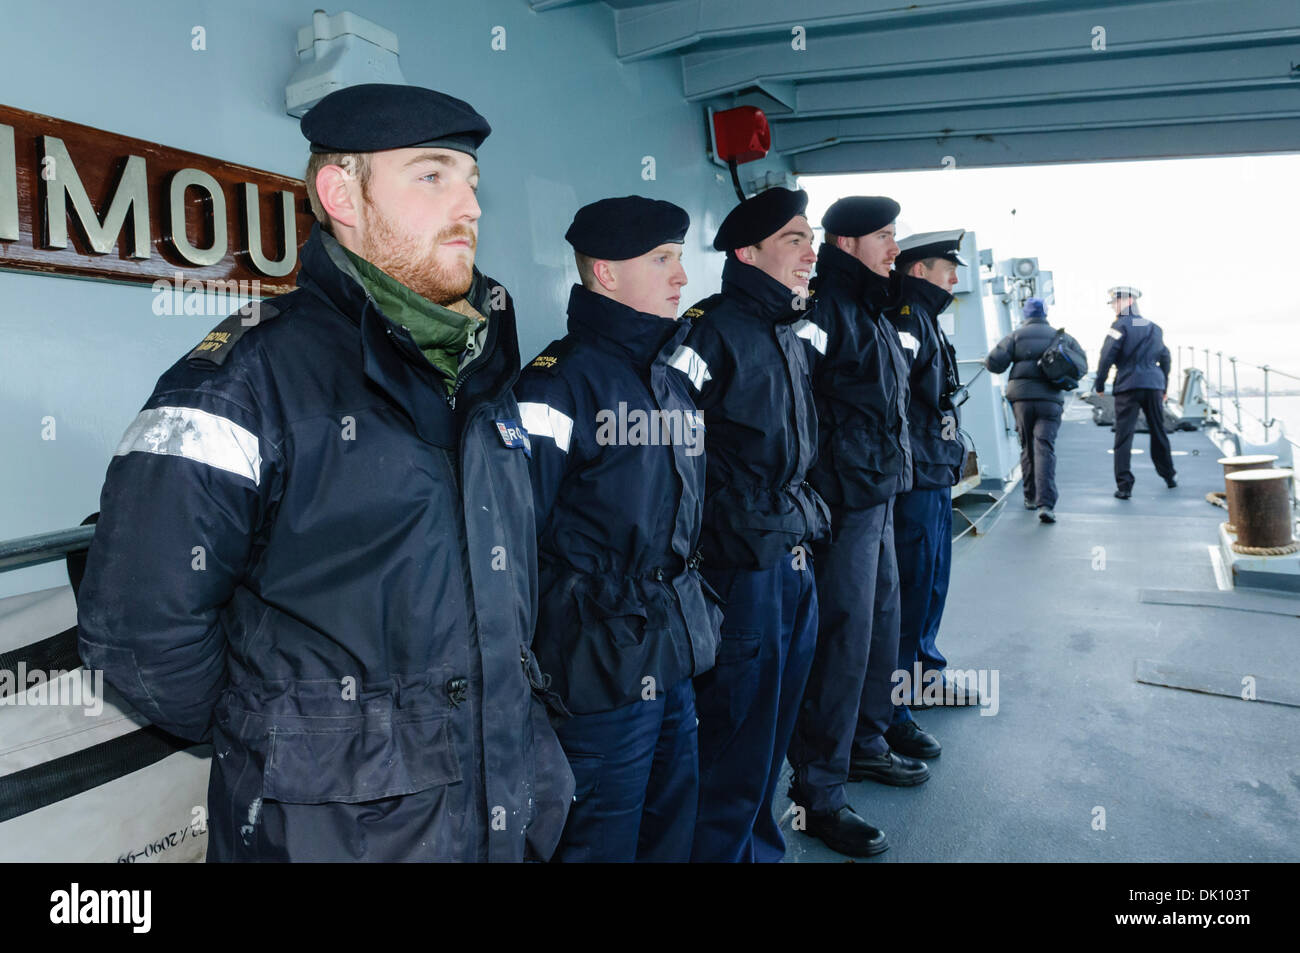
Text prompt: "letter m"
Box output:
[[948, 668, 980, 699], [41, 136, 151, 258], [101, 890, 130, 923]]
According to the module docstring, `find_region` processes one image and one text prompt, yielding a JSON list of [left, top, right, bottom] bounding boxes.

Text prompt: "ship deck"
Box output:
[[783, 398, 1300, 862]]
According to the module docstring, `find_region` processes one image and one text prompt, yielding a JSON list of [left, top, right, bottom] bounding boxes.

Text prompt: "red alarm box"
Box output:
[[712, 106, 771, 164]]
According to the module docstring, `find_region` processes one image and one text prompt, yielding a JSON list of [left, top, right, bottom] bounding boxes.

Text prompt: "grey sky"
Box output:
[[801, 154, 1300, 395]]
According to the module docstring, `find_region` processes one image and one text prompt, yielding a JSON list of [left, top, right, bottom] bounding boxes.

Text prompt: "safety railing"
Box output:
[[1174, 345, 1300, 454]]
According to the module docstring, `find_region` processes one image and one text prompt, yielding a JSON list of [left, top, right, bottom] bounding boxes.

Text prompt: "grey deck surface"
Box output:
[[783, 400, 1300, 862]]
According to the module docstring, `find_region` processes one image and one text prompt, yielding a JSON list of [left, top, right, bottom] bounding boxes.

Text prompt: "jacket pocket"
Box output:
[[796, 482, 832, 546], [826, 425, 900, 507], [576, 592, 655, 649], [715, 627, 762, 665], [695, 628, 762, 752], [911, 424, 966, 466], [261, 710, 460, 804], [697, 573, 727, 637], [560, 584, 680, 712], [830, 425, 898, 480]]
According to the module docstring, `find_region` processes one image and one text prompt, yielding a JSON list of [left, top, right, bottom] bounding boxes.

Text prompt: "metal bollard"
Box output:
[[1225, 468, 1297, 554], [1216, 454, 1278, 533]]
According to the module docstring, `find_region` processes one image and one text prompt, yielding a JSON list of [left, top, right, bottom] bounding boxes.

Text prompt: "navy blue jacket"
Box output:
[[888, 274, 965, 489], [514, 285, 722, 715], [1095, 309, 1171, 393], [674, 259, 831, 570], [803, 244, 913, 510], [986, 315, 1084, 405], [77, 225, 573, 862]]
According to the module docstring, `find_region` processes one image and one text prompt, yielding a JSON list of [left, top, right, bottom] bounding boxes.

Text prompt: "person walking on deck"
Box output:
[[985, 297, 1085, 523], [1094, 286, 1176, 499]]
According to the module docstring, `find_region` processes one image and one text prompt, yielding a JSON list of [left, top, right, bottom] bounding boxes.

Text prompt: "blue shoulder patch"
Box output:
[[494, 418, 532, 457]]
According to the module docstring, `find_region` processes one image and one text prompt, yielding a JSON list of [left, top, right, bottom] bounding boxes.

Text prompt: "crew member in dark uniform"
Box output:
[[670, 187, 831, 862], [878, 230, 969, 732], [1094, 285, 1176, 499], [77, 84, 574, 862], [788, 196, 929, 860], [515, 196, 722, 862], [986, 297, 1084, 522]]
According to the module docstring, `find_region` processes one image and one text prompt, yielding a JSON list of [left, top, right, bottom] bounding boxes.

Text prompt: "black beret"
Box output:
[[821, 196, 900, 238], [565, 196, 690, 260], [713, 187, 809, 252], [895, 229, 967, 269], [301, 83, 491, 158]]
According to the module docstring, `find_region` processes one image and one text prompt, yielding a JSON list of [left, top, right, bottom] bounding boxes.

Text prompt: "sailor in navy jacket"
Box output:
[[1095, 286, 1177, 495], [671, 188, 830, 862], [788, 196, 931, 861], [876, 232, 973, 761], [78, 86, 576, 863], [515, 197, 721, 862]]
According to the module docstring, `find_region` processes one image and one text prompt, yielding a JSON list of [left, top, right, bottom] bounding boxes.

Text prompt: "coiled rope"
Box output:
[[1231, 539, 1300, 556]]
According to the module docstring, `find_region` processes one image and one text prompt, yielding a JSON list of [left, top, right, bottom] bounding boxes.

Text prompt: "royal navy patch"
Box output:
[[187, 301, 281, 366], [681, 293, 725, 322], [526, 337, 576, 374]]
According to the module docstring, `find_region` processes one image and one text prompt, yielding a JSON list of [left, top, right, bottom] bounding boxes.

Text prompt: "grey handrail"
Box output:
[[0, 526, 95, 573], [1174, 345, 1300, 450]]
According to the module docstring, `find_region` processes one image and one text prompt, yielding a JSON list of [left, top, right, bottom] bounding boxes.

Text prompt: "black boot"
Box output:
[[849, 750, 930, 786], [885, 721, 942, 759], [802, 805, 889, 858]]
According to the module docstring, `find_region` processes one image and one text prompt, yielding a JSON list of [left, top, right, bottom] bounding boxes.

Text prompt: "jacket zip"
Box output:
[[445, 438, 487, 854]]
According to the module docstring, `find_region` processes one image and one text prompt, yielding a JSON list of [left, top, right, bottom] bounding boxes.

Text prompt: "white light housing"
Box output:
[[285, 10, 407, 119]]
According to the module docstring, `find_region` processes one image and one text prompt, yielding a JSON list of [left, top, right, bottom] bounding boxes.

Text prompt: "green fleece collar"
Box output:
[[342, 246, 480, 393]]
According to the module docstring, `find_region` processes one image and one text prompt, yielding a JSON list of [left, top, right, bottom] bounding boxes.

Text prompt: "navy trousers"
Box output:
[[1012, 399, 1063, 508], [788, 499, 899, 814], [889, 486, 952, 724], [1113, 388, 1176, 492], [692, 556, 818, 863], [552, 677, 698, 862]]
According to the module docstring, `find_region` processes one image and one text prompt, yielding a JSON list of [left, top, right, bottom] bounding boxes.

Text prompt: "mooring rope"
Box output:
[[1206, 493, 1235, 531], [1230, 539, 1300, 556]]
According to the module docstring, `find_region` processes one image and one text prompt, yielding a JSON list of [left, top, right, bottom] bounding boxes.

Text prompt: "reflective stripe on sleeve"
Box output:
[[792, 319, 828, 355], [517, 401, 573, 453], [1107, 328, 1123, 340], [667, 345, 712, 390], [113, 405, 263, 486]]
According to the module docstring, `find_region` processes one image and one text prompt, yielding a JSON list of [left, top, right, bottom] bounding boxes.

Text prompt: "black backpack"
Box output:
[[1036, 327, 1087, 389]]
